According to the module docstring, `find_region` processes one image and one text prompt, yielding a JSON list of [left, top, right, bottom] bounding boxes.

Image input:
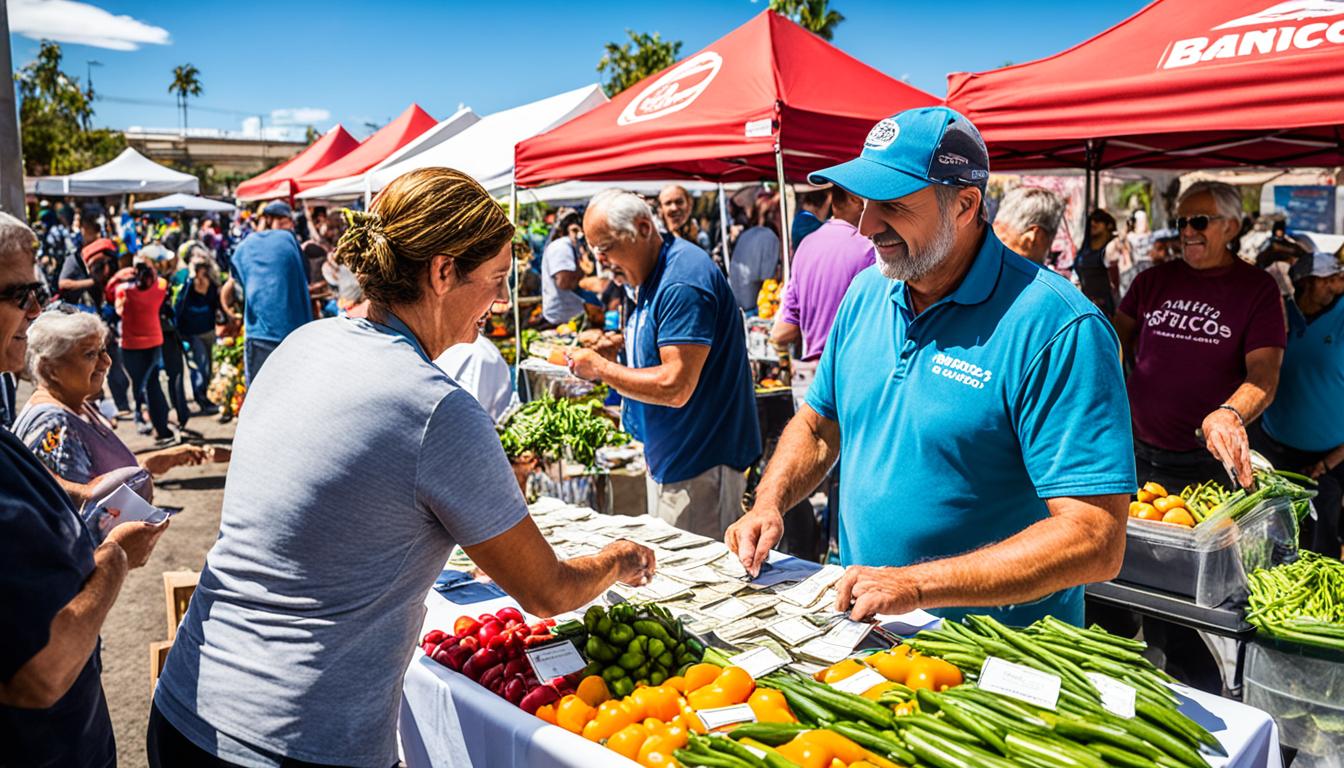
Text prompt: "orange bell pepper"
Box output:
[[555, 694, 595, 734], [607, 723, 651, 760], [747, 689, 797, 723], [576, 675, 610, 707]]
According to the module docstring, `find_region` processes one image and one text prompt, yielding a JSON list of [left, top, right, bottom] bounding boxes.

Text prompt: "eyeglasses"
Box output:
[[1175, 215, 1227, 232], [0, 280, 46, 311]]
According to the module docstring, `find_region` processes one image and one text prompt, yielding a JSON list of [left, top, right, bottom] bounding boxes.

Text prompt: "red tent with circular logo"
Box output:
[[945, 0, 1344, 173], [235, 124, 360, 201], [514, 11, 941, 187], [295, 104, 438, 193]]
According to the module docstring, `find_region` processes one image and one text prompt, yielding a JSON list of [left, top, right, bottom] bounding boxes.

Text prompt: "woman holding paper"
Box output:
[[149, 168, 656, 768], [0, 211, 166, 766], [12, 309, 227, 489]]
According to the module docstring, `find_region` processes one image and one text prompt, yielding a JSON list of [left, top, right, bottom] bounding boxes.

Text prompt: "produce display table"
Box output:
[[402, 559, 1284, 767], [1086, 581, 1254, 639]]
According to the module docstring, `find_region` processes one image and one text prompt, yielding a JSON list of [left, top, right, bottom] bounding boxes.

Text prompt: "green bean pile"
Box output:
[[1247, 551, 1344, 653]]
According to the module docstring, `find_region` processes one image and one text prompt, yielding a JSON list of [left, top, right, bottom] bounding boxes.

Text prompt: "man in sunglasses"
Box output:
[[1112, 180, 1285, 691], [0, 211, 168, 766]]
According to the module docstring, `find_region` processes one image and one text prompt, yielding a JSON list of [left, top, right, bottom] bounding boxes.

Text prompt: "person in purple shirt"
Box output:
[[771, 186, 875, 407]]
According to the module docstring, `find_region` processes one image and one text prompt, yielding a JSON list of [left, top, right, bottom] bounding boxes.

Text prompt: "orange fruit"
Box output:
[[684, 663, 721, 693], [1162, 508, 1196, 527], [1153, 495, 1186, 514], [1136, 489, 1156, 504], [1133, 503, 1162, 521], [607, 723, 651, 760], [1128, 501, 1145, 516], [1142, 481, 1169, 498]]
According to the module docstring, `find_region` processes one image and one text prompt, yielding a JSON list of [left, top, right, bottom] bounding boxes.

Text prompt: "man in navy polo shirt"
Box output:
[[726, 108, 1135, 626], [568, 189, 761, 538]]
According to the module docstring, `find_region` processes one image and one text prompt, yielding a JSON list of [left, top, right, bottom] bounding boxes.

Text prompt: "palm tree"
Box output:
[[769, 0, 845, 41], [168, 64, 203, 136]]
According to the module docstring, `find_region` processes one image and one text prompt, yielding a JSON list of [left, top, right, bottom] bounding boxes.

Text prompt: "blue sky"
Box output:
[[8, 0, 1148, 140]]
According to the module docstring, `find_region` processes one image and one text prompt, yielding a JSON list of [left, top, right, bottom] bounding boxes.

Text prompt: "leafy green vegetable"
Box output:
[[498, 394, 629, 468]]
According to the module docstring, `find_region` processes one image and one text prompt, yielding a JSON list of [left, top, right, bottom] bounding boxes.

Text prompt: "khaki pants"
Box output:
[[646, 465, 747, 539]]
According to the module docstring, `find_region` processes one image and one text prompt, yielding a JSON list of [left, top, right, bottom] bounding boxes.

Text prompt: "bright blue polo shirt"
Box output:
[[624, 235, 762, 484], [806, 229, 1135, 626], [1263, 297, 1344, 452]]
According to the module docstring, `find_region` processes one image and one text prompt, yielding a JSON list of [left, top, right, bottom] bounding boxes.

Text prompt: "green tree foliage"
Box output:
[[169, 63, 203, 133], [597, 30, 683, 97], [769, 0, 845, 40], [14, 40, 125, 175]]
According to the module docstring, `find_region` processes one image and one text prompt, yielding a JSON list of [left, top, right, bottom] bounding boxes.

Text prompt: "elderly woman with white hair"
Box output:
[[12, 309, 225, 488], [1112, 180, 1286, 691]]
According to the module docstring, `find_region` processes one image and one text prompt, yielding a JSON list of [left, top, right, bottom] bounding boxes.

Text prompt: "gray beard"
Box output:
[[875, 212, 957, 282]]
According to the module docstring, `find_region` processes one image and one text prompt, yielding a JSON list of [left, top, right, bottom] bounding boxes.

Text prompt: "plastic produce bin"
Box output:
[[1244, 641, 1344, 764]]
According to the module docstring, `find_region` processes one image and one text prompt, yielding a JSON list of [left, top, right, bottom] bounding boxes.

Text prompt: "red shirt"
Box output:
[[117, 279, 166, 351], [1119, 259, 1285, 451]]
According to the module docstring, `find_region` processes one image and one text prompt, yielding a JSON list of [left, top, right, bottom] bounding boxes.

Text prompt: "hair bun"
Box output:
[[334, 208, 395, 279]]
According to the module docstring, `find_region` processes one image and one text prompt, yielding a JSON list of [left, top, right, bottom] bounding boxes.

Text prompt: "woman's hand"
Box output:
[[104, 520, 169, 569], [603, 539, 655, 587]]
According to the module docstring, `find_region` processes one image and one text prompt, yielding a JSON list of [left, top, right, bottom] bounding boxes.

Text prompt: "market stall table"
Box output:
[[400, 503, 1284, 768]]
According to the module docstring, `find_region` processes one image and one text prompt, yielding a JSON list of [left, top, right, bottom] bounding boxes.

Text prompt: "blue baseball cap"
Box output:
[[809, 106, 990, 202], [262, 201, 294, 218]]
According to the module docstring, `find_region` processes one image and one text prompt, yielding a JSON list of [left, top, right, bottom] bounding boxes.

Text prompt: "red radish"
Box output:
[[519, 684, 560, 715]]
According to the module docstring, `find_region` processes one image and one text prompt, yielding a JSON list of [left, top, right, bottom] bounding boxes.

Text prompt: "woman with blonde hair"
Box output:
[[149, 168, 655, 768]]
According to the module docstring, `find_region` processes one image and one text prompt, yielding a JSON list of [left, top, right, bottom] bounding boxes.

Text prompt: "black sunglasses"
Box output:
[[0, 280, 46, 311], [1175, 215, 1226, 232]]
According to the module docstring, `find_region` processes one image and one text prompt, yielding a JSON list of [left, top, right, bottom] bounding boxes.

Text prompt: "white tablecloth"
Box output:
[[399, 588, 1282, 768]]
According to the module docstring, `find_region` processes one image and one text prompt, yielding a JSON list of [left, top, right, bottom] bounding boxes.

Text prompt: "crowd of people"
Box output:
[[2, 103, 1343, 767]]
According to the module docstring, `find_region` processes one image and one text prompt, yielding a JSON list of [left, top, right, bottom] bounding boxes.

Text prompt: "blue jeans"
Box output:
[[244, 337, 280, 386], [186, 332, 214, 405], [105, 342, 132, 412], [122, 346, 172, 439]]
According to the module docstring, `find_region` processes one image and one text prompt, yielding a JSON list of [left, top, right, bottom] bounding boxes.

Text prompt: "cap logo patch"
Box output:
[[937, 152, 968, 165], [864, 119, 900, 149]]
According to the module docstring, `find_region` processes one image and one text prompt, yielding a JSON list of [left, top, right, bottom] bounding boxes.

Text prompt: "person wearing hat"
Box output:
[[725, 107, 1135, 626], [224, 200, 312, 383], [1252, 248, 1344, 555]]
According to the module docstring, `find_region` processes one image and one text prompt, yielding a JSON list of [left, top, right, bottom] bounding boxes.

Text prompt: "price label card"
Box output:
[[765, 616, 823, 646], [696, 703, 757, 731], [829, 666, 888, 696], [796, 637, 852, 665], [977, 657, 1061, 711], [705, 597, 753, 621], [822, 619, 872, 652], [524, 640, 587, 682], [729, 646, 791, 679], [778, 564, 845, 606], [1085, 672, 1137, 718]]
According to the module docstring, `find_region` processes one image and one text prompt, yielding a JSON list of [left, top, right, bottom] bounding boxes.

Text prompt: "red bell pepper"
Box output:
[[518, 684, 560, 715], [503, 675, 527, 705], [495, 607, 525, 624], [445, 644, 475, 671], [476, 621, 504, 645], [478, 663, 507, 692], [423, 629, 448, 646]]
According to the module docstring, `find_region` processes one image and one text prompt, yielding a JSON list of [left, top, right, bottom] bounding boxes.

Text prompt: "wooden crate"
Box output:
[[149, 640, 172, 691], [162, 571, 199, 642]]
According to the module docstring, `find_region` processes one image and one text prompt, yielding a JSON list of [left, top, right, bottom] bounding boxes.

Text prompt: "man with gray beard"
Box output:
[[726, 107, 1135, 627]]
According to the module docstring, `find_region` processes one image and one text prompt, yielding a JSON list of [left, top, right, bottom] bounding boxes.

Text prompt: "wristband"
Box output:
[[1218, 404, 1245, 425]]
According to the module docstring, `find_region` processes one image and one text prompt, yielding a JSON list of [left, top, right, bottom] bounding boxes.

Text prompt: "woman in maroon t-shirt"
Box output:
[[1115, 181, 1285, 493], [1111, 181, 1285, 694]]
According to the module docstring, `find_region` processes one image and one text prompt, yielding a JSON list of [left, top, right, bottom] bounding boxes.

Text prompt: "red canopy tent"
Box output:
[[295, 104, 437, 193], [235, 125, 360, 201], [514, 11, 941, 188], [945, 0, 1344, 176]]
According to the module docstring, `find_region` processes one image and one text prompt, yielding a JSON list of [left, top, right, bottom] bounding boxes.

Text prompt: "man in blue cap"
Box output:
[[726, 107, 1136, 626], [226, 201, 312, 384]]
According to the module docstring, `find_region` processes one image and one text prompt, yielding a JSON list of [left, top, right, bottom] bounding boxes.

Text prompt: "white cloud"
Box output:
[[269, 107, 331, 126], [8, 0, 170, 51], [240, 114, 318, 142]]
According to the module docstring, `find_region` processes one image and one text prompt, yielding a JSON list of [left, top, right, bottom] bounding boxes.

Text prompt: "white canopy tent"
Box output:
[[32, 148, 199, 196], [296, 107, 481, 201], [358, 84, 607, 203], [133, 193, 236, 213]]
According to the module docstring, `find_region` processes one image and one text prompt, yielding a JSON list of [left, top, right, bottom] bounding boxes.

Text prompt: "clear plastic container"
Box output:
[[1118, 497, 1296, 608], [1244, 641, 1344, 763]]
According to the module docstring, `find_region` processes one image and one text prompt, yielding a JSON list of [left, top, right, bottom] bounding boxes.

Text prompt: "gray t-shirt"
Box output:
[[541, 237, 584, 325], [729, 226, 781, 311], [154, 315, 527, 767]]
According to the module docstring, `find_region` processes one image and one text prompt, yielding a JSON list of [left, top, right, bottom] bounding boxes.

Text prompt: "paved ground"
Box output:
[[16, 380, 236, 767]]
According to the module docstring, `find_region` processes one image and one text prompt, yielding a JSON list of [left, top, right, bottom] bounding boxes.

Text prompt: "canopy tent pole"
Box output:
[[510, 182, 522, 379], [774, 144, 792, 285], [717, 183, 733, 276], [363, 175, 372, 210]]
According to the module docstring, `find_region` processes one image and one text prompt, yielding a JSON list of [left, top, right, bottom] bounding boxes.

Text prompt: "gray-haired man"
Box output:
[[992, 186, 1064, 265]]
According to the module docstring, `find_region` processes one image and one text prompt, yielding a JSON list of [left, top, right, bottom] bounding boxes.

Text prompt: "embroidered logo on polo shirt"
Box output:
[[930, 352, 993, 389]]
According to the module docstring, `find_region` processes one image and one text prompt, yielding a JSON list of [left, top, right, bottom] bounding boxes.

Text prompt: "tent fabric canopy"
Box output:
[[367, 84, 608, 198], [32, 148, 199, 196], [235, 125, 360, 201], [297, 107, 481, 200], [294, 104, 438, 192], [945, 0, 1344, 171], [134, 193, 236, 212], [515, 11, 941, 187]]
